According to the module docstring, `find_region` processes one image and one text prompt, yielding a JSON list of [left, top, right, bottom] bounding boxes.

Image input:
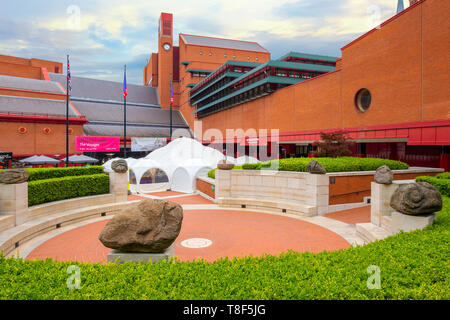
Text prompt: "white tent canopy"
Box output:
[[171, 164, 213, 194], [102, 137, 261, 194], [145, 137, 226, 176], [129, 158, 170, 193]]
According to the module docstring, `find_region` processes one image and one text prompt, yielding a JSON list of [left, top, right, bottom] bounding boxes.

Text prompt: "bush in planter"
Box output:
[[436, 172, 450, 180], [26, 166, 104, 181], [208, 165, 243, 179], [416, 176, 450, 197], [28, 174, 110, 206], [263, 157, 409, 173]]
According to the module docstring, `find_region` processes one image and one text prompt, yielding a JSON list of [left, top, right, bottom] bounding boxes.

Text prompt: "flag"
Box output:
[[67, 58, 72, 92], [170, 79, 174, 104], [123, 65, 128, 98]]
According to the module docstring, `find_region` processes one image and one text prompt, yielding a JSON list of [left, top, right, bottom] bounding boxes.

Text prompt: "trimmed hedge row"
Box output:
[[1, 196, 449, 300], [28, 174, 110, 206], [416, 175, 450, 197], [209, 158, 409, 178], [242, 157, 409, 173], [26, 166, 105, 182], [436, 172, 450, 180]]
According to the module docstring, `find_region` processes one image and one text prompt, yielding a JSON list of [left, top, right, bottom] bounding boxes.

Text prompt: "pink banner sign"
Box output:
[[76, 136, 120, 152]]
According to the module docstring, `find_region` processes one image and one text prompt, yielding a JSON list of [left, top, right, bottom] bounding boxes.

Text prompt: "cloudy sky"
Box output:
[[0, 0, 407, 84]]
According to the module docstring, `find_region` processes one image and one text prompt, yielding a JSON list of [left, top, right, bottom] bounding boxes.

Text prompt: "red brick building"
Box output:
[[146, 0, 450, 170]]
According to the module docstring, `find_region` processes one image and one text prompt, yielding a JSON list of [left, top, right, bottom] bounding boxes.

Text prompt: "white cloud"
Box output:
[[1, 0, 405, 84]]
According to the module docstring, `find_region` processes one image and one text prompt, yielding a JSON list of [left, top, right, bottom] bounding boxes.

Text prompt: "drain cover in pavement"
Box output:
[[180, 238, 212, 248]]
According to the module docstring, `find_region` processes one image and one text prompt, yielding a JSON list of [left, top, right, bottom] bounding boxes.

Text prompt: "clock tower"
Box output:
[[157, 12, 174, 109]]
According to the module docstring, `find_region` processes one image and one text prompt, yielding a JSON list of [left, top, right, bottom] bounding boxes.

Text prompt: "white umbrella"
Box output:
[[19, 155, 60, 165], [67, 155, 99, 164]]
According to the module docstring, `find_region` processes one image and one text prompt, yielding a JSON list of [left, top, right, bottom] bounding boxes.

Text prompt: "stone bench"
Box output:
[[0, 200, 138, 256], [217, 197, 317, 217]]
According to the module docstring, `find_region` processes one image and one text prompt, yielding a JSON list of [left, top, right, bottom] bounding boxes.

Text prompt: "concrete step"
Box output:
[[355, 222, 391, 243]]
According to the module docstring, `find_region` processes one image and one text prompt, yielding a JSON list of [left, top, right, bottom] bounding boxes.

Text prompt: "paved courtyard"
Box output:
[[23, 192, 371, 263]]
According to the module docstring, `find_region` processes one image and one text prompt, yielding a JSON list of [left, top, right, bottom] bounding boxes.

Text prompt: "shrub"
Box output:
[[208, 158, 409, 177], [436, 172, 450, 180], [208, 165, 243, 179], [1, 196, 449, 300], [207, 168, 215, 179], [26, 166, 104, 182], [28, 174, 110, 206], [246, 157, 408, 173], [242, 163, 261, 170], [313, 131, 354, 157], [416, 176, 450, 197]]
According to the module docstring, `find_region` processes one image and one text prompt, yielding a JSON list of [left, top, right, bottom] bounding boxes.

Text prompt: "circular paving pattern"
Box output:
[[181, 238, 213, 248], [25, 209, 351, 263]]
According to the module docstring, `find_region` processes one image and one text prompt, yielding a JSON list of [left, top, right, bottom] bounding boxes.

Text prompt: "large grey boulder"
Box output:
[[99, 199, 183, 253], [390, 182, 442, 215], [307, 161, 327, 174], [111, 159, 128, 173], [0, 168, 29, 184], [374, 165, 394, 184]]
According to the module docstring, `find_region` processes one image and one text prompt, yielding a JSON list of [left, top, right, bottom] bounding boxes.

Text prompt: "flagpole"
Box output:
[[123, 65, 127, 158], [66, 55, 69, 167], [170, 73, 173, 142]]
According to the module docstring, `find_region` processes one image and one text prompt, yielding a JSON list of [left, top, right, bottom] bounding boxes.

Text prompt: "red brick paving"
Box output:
[[146, 190, 187, 197], [164, 195, 215, 205], [127, 194, 146, 201], [26, 209, 350, 264], [323, 206, 371, 225]]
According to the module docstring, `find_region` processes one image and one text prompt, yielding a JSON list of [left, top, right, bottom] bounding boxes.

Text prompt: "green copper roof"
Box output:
[[190, 60, 261, 96], [224, 60, 262, 67], [193, 76, 305, 114], [181, 61, 190, 65], [186, 83, 196, 87], [276, 51, 339, 62], [186, 69, 214, 73], [190, 72, 244, 102], [268, 60, 336, 73]]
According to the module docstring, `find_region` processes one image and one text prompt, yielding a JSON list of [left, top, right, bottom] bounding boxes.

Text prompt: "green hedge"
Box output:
[[436, 172, 450, 180], [209, 158, 409, 178], [416, 176, 450, 197], [1, 196, 449, 300], [207, 165, 243, 179], [28, 174, 110, 206], [26, 166, 105, 182], [243, 157, 409, 173]]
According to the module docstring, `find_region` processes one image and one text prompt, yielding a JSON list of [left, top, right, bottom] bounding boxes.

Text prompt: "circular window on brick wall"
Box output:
[[355, 88, 372, 112]]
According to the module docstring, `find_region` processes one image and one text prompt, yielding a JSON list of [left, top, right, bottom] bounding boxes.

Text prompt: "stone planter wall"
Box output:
[[356, 180, 438, 243], [328, 168, 443, 205], [215, 167, 443, 216], [216, 169, 329, 216], [0, 171, 127, 228]]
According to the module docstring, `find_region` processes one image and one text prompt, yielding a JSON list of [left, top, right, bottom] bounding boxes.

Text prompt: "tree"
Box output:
[[313, 131, 354, 157]]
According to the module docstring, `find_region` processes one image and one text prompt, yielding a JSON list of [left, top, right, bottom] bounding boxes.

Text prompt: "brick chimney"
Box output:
[[409, 0, 419, 5]]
